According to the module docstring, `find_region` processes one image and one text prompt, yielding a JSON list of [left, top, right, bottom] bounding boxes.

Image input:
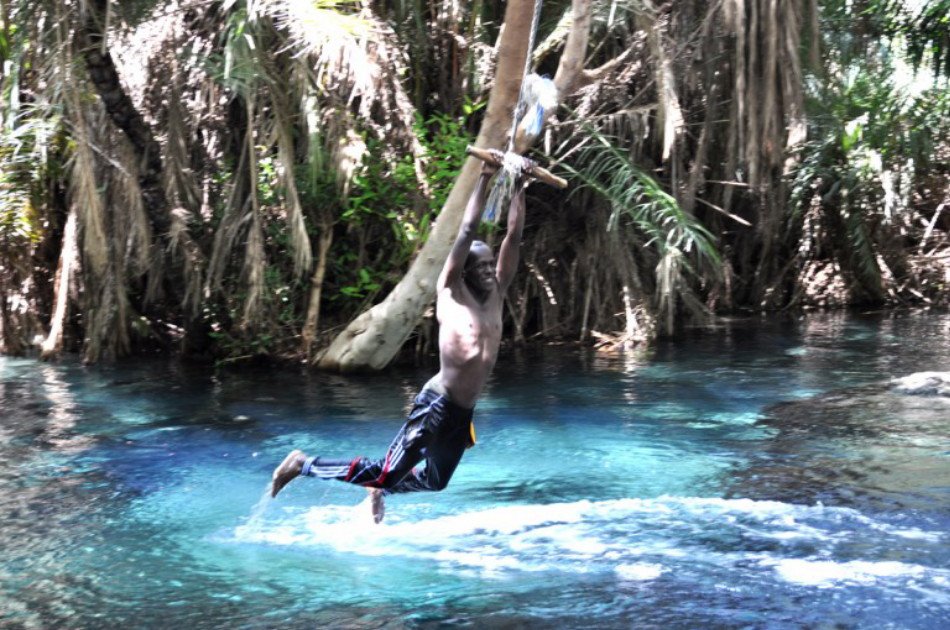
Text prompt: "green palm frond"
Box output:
[[563, 131, 721, 267], [908, 0, 950, 78], [562, 127, 721, 332]]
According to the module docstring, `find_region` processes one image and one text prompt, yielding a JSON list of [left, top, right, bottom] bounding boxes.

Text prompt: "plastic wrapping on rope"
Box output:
[[517, 74, 558, 139], [484, 0, 550, 222], [482, 172, 508, 222], [504, 0, 545, 155]]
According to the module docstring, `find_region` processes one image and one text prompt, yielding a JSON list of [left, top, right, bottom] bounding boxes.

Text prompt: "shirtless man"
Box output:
[[270, 159, 531, 522]]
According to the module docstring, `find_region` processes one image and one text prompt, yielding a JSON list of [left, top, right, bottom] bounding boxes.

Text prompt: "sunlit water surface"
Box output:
[[1, 312, 948, 628]]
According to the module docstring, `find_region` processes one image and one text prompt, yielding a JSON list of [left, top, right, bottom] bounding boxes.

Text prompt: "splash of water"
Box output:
[[223, 494, 950, 593], [237, 487, 273, 537]]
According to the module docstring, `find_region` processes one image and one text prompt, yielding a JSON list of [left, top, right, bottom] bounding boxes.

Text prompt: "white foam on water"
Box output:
[[686, 422, 722, 430], [700, 412, 763, 425], [615, 563, 665, 581], [227, 495, 947, 584], [861, 520, 946, 542], [769, 559, 928, 587]]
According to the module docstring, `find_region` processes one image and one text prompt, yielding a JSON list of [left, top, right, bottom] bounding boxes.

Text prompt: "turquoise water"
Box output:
[[1, 312, 948, 628]]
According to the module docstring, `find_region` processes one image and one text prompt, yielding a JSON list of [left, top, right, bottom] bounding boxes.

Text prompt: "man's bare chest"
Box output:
[[438, 291, 502, 339]]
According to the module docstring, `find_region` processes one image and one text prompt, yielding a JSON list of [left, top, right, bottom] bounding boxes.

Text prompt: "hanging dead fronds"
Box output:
[[271, 81, 313, 276], [164, 70, 203, 215], [723, 0, 809, 190], [64, 87, 109, 280], [563, 126, 721, 333], [268, 0, 430, 197], [241, 96, 266, 327], [111, 131, 152, 277], [242, 211, 267, 327], [637, 1, 683, 165], [41, 210, 79, 359], [168, 207, 204, 310]]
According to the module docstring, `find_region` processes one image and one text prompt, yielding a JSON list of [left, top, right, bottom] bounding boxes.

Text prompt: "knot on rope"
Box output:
[[483, 151, 536, 223]]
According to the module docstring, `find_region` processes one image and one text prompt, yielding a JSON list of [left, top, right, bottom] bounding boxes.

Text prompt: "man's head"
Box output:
[[463, 240, 497, 296]]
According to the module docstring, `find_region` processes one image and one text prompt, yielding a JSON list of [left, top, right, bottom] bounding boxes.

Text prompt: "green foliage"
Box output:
[[867, 0, 950, 78], [0, 19, 45, 248], [0, 150, 37, 244], [420, 111, 473, 211], [906, 0, 950, 77], [206, 264, 305, 363], [565, 131, 720, 267], [204, 1, 281, 97], [0, 114, 56, 247], [256, 152, 280, 206], [563, 127, 721, 331], [199, 103, 476, 359], [790, 16, 950, 300], [217, 5, 259, 93], [339, 267, 381, 299], [331, 111, 472, 305], [791, 115, 884, 296]]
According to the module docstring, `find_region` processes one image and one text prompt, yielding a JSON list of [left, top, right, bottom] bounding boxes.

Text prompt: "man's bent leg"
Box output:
[[291, 416, 429, 492], [270, 389, 450, 501], [385, 430, 467, 494]]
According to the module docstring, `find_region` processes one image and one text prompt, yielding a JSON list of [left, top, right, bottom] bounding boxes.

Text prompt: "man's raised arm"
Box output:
[[438, 164, 495, 290], [496, 178, 528, 292]]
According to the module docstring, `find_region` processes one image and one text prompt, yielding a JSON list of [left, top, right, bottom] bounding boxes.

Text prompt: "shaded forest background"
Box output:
[[0, 0, 948, 367]]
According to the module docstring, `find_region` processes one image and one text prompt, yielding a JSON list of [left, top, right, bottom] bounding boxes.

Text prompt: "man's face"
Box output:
[[466, 245, 496, 292]]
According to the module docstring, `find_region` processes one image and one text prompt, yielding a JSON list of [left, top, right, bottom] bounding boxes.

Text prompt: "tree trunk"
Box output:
[[639, 1, 684, 165], [302, 217, 334, 358], [41, 209, 79, 360], [80, 0, 169, 237], [553, 0, 593, 103], [78, 0, 207, 355], [0, 272, 10, 354], [317, 0, 540, 371]]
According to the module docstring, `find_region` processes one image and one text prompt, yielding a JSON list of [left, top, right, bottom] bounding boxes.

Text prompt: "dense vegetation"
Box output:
[[0, 0, 947, 366]]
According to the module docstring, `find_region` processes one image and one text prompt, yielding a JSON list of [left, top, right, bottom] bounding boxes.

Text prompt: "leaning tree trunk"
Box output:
[[317, 0, 542, 371]]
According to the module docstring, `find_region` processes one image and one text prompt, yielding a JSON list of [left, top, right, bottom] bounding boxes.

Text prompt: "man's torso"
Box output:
[[435, 281, 503, 408]]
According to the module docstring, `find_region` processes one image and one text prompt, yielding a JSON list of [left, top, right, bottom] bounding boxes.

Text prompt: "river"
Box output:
[[1, 311, 948, 628]]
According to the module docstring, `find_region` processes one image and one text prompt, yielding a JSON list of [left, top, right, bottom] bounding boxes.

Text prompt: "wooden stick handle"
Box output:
[[466, 146, 568, 189]]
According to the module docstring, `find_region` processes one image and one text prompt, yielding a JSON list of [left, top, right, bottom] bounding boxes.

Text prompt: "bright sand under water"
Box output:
[[1, 311, 948, 628]]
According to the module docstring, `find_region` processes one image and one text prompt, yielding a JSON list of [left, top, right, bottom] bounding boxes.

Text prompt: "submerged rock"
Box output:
[[726, 378, 950, 511], [890, 371, 950, 396]]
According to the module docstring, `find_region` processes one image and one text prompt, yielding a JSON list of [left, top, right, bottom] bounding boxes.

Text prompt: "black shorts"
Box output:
[[305, 387, 476, 494]]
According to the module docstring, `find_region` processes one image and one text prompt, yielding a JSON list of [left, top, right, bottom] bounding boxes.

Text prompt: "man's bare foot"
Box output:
[[271, 449, 306, 498], [368, 488, 385, 524]]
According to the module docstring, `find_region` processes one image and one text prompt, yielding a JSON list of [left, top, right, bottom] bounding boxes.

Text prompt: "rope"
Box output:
[[485, 0, 545, 222], [506, 0, 545, 156]]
